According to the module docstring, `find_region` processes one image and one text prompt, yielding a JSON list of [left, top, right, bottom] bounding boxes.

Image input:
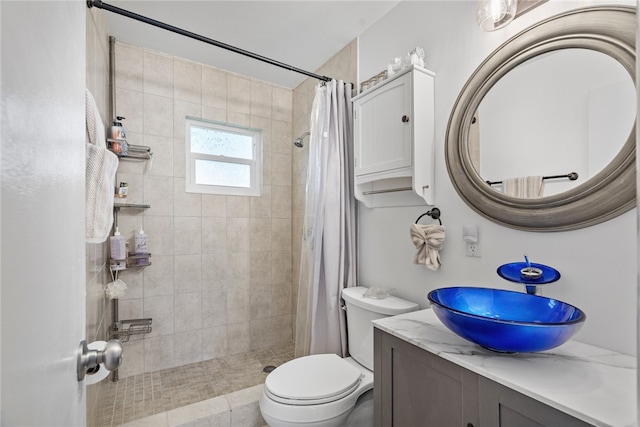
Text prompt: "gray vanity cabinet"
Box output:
[[374, 328, 593, 427], [478, 377, 591, 427], [374, 328, 479, 427]]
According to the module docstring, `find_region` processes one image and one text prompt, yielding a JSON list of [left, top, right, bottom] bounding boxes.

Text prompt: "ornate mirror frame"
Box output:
[[446, 6, 636, 232]]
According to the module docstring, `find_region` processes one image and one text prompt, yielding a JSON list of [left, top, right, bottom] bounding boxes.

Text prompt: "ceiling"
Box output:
[[103, 1, 401, 88]]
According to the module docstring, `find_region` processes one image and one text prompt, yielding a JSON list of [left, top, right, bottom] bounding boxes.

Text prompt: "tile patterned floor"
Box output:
[[97, 342, 294, 426]]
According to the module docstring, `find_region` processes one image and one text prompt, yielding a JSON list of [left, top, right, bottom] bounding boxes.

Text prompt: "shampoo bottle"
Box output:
[[110, 227, 127, 269], [110, 116, 129, 156], [135, 226, 148, 254], [135, 226, 149, 266]]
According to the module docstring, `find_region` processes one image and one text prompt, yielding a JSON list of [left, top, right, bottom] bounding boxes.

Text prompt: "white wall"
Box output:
[[357, 0, 637, 356]]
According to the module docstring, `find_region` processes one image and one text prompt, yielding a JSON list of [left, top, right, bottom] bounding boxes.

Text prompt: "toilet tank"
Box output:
[[341, 287, 418, 370]]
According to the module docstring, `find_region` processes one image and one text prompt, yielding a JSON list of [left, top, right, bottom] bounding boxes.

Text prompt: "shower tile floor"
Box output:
[[97, 342, 294, 426]]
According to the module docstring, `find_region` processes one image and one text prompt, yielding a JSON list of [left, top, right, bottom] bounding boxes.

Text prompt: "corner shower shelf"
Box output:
[[110, 203, 152, 272], [113, 202, 151, 210], [109, 318, 153, 343], [109, 143, 153, 160], [109, 298, 153, 382], [125, 253, 151, 268], [109, 254, 152, 271]]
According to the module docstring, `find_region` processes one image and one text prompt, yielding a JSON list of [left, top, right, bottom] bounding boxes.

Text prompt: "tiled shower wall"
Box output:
[[291, 41, 358, 342], [85, 6, 112, 427], [111, 41, 294, 377]]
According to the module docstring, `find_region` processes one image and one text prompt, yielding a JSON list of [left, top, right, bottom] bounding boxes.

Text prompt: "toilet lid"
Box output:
[[264, 354, 363, 405]]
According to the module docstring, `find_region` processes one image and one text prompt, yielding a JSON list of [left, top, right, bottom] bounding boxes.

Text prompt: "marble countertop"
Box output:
[[373, 309, 637, 427]]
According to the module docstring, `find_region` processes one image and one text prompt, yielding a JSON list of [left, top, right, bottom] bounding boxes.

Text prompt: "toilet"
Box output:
[[259, 286, 418, 427]]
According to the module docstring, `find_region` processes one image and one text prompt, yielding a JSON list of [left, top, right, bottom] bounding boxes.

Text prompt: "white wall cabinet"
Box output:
[[353, 65, 435, 207]]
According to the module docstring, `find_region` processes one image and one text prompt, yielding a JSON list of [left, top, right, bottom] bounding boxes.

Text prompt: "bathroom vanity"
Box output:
[[373, 309, 636, 427]]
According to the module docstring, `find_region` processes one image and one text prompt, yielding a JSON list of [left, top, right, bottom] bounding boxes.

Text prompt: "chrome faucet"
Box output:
[[520, 254, 544, 294]]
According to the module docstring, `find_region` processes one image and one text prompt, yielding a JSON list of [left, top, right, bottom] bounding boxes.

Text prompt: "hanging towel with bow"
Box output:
[[410, 224, 446, 271], [503, 176, 544, 199], [85, 88, 119, 243]]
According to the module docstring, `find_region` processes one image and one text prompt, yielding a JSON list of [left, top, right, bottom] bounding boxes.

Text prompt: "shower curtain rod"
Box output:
[[86, 0, 332, 83]]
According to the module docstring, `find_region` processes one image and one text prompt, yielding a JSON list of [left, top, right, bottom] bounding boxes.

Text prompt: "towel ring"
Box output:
[[416, 207, 442, 225]]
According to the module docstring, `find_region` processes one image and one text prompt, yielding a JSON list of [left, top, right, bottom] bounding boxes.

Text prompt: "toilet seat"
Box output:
[[264, 354, 363, 406]]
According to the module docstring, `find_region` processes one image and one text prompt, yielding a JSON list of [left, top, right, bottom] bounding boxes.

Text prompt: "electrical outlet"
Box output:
[[466, 241, 481, 257]]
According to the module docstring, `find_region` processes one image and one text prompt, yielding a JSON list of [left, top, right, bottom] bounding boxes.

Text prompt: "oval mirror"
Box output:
[[446, 6, 636, 231], [473, 49, 635, 198]]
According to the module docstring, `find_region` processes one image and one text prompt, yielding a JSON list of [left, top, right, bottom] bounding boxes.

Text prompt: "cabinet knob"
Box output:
[[467, 424, 474, 427], [401, 115, 410, 123]]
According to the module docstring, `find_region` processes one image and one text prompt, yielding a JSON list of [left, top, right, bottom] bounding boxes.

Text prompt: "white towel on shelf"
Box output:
[[503, 176, 544, 199], [410, 224, 446, 271], [85, 89, 119, 243]]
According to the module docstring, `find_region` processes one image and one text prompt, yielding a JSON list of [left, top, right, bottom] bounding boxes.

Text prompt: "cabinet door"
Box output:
[[374, 329, 479, 427], [478, 377, 592, 427], [354, 74, 412, 176]]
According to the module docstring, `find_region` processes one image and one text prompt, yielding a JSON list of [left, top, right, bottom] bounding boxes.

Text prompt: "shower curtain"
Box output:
[[295, 80, 357, 358]]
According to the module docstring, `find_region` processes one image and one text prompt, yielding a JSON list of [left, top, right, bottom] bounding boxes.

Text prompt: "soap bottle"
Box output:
[[134, 226, 149, 265], [110, 116, 129, 156], [110, 227, 127, 269]]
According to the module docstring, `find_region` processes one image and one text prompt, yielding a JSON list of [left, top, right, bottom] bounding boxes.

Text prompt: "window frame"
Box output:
[[185, 117, 262, 197]]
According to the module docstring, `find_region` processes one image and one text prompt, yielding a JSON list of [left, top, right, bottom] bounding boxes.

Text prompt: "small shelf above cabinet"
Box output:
[[353, 65, 435, 208]]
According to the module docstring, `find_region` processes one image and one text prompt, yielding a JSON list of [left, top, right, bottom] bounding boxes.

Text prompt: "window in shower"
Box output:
[[185, 117, 262, 196]]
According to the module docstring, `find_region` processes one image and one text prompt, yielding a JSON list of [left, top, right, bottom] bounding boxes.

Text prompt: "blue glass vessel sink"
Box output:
[[427, 287, 586, 353]]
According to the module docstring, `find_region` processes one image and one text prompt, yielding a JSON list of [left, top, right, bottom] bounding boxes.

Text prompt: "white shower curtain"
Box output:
[[295, 80, 357, 358]]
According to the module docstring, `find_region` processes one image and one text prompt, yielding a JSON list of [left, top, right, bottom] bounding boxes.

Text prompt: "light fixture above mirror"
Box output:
[[477, 0, 518, 31], [477, 0, 548, 32]]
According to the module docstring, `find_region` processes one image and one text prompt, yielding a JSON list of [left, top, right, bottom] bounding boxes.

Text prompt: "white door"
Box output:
[[1, 1, 87, 425]]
